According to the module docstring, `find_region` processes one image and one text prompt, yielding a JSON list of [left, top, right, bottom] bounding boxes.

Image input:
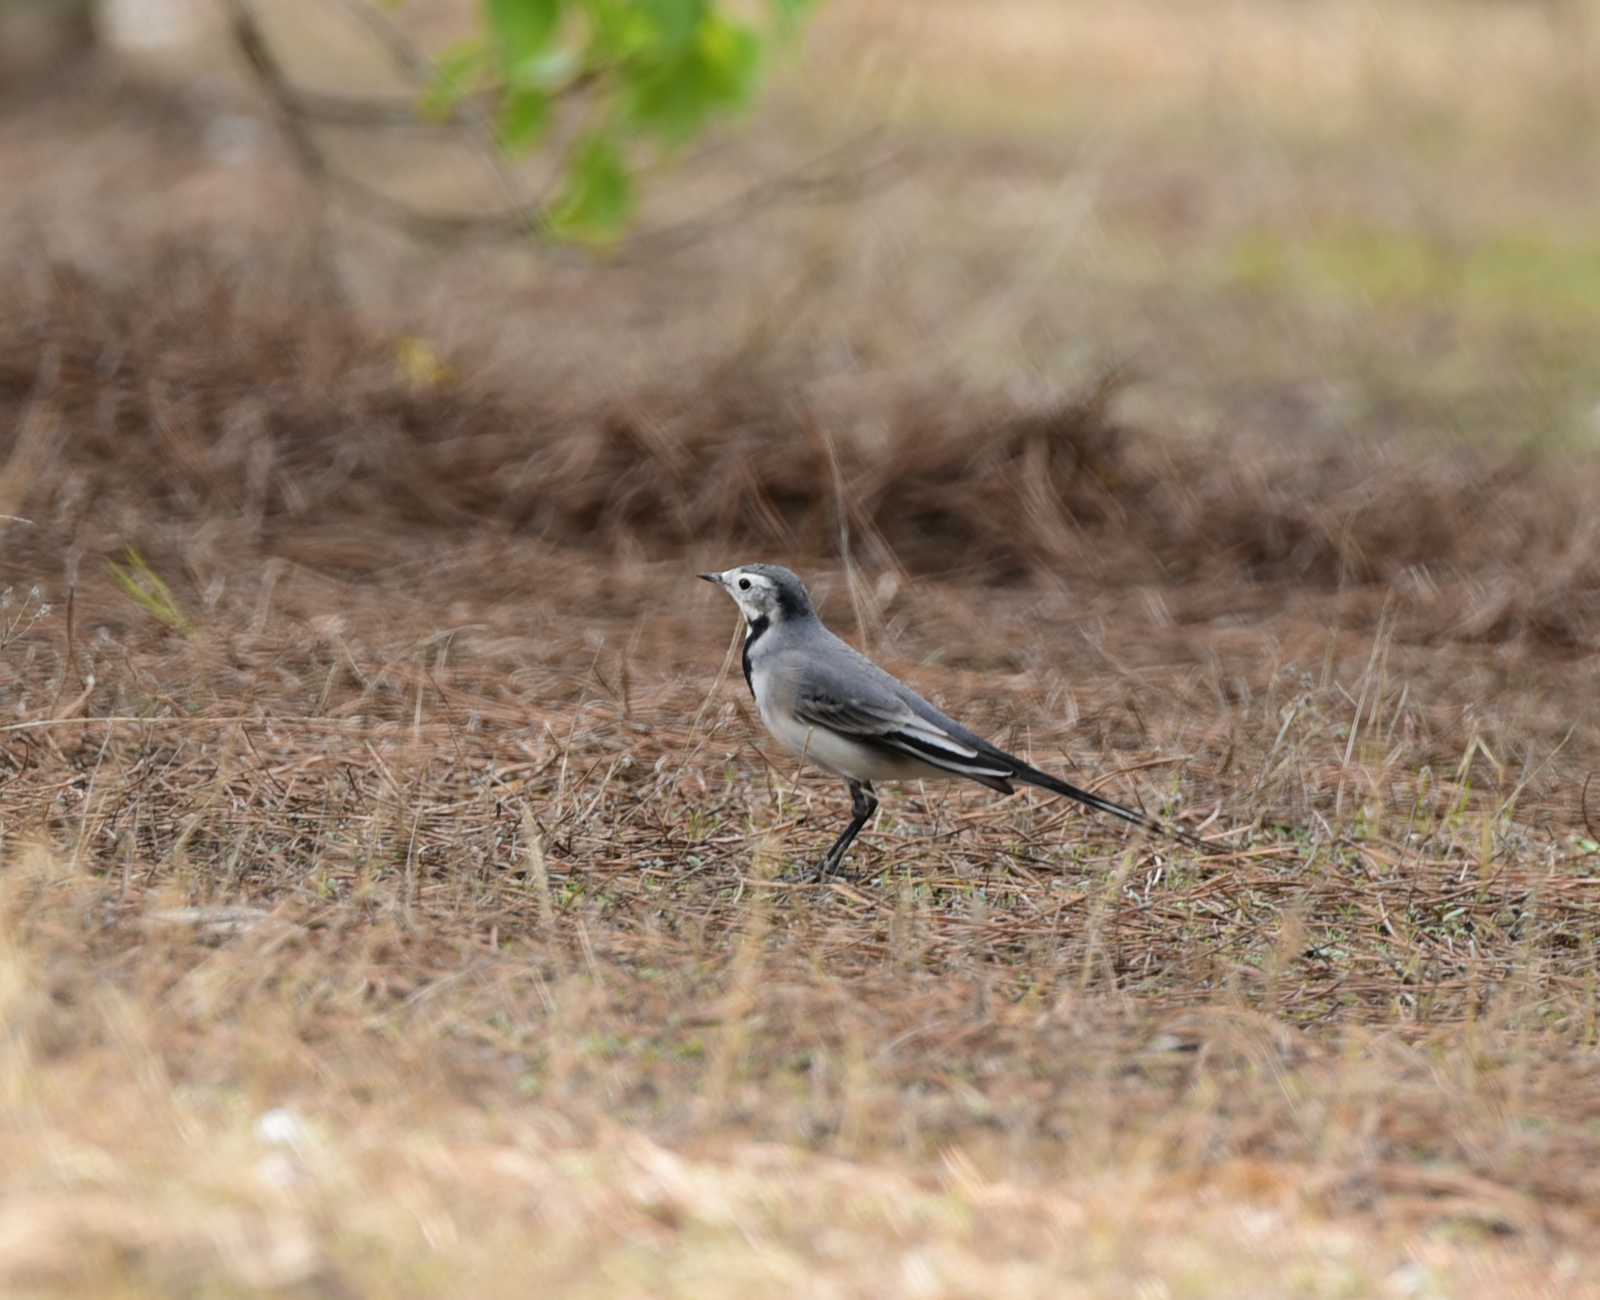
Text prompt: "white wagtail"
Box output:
[[700, 563, 1201, 875]]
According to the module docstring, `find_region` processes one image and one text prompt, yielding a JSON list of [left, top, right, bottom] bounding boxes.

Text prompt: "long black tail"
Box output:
[[1011, 759, 1204, 849]]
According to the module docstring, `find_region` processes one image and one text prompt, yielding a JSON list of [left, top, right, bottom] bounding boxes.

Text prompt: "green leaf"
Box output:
[[546, 134, 633, 241], [457, 0, 820, 245], [625, 15, 760, 143], [419, 41, 488, 122], [497, 86, 551, 150], [766, 0, 817, 31], [695, 13, 761, 95], [638, 0, 706, 51], [581, 0, 656, 60], [486, 0, 561, 69], [508, 47, 579, 91]]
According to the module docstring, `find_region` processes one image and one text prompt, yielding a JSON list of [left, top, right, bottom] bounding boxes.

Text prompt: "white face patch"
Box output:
[[722, 569, 780, 623]]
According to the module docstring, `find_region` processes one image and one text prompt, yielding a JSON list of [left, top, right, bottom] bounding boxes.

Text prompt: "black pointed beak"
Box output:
[[698, 572, 722, 585]]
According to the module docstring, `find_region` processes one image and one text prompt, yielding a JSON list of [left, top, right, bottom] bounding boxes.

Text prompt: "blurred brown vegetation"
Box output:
[[7, 256, 1600, 640]]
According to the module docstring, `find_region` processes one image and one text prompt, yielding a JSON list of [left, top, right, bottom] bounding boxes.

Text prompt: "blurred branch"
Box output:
[[229, 2, 345, 195], [226, 0, 544, 238], [226, 0, 901, 255], [606, 136, 903, 267], [244, 88, 473, 131], [330, 0, 543, 233]]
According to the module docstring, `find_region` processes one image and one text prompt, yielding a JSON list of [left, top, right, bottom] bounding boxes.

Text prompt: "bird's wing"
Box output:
[[776, 631, 1197, 846], [791, 655, 1017, 785]]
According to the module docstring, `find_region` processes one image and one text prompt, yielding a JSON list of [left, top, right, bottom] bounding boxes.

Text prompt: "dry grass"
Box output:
[[4, 1, 1600, 1293], [4, 555, 1600, 1294], [3, 262, 1600, 1293], [2, 555, 1600, 1297]]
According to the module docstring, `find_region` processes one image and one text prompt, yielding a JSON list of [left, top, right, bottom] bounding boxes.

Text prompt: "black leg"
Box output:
[[817, 779, 877, 877]]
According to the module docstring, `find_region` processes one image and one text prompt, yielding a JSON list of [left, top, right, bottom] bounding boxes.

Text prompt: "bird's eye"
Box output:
[[738, 578, 751, 590]]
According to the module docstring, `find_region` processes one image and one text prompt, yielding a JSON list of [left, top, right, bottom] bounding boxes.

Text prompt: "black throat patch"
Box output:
[[741, 615, 769, 694]]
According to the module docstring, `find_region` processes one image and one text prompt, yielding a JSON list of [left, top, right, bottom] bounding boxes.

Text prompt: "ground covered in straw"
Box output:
[[4, 256, 1600, 1296]]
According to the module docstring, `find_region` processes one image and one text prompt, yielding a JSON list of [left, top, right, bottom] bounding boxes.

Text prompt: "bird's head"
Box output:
[[698, 563, 815, 627]]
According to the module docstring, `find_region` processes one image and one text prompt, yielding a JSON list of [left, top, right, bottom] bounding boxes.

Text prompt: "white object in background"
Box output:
[[99, 0, 197, 51]]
